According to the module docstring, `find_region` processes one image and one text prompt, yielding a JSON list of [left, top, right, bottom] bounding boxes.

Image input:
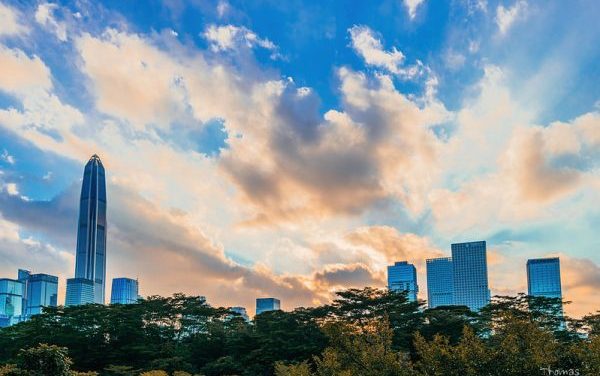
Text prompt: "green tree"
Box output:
[[414, 326, 490, 376], [489, 318, 559, 375], [274, 361, 312, 376], [313, 288, 424, 352], [139, 371, 168, 376], [420, 306, 479, 344], [16, 343, 73, 376], [314, 318, 414, 376], [0, 364, 19, 376]]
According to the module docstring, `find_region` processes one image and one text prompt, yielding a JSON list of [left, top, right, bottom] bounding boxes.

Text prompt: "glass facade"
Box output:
[[426, 257, 453, 308], [527, 258, 562, 299], [110, 278, 139, 305], [387, 261, 418, 302], [0, 279, 24, 327], [66, 154, 107, 305], [65, 278, 95, 306], [18, 270, 58, 317], [256, 298, 280, 315], [452, 241, 490, 311]]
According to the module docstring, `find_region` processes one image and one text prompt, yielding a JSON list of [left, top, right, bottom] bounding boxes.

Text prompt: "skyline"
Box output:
[[0, 0, 599, 318]]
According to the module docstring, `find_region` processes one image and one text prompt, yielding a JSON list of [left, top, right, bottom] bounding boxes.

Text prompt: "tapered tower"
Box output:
[[65, 154, 107, 305]]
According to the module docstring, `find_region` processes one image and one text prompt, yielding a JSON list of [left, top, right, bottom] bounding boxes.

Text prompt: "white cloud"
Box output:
[[4, 182, 19, 196], [430, 66, 600, 236], [0, 2, 28, 36], [1, 149, 15, 164], [348, 25, 424, 78], [216, 0, 230, 18], [0, 45, 52, 96], [349, 25, 404, 73], [496, 0, 528, 35], [35, 2, 68, 42], [404, 0, 425, 19], [444, 49, 466, 70], [204, 24, 276, 52]]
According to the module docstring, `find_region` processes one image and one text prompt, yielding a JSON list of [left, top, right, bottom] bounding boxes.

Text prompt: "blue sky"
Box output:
[[0, 0, 598, 316]]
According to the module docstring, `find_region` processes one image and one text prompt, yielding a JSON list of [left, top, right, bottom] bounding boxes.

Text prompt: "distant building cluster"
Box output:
[[0, 155, 563, 327], [388, 241, 562, 311], [0, 269, 58, 327]]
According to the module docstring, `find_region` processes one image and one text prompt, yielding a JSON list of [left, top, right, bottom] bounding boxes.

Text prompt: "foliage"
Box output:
[[139, 371, 169, 376], [314, 318, 414, 376], [274, 361, 312, 376], [0, 289, 596, 375], [17, 343, 73, 376], [0, 364, 19, 376]]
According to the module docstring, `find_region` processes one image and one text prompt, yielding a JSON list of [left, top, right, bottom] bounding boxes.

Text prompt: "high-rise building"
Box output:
[[387, 261, 418, 302], [229, 306, 250, 322], [426, 257, 453, 308], [0, 278, 24, 327], [256, 298, 280, 315], [65, 278, 95, 306], [17, 269, 58, 317], [527, 258, 562, 299], [451, 241, 490, 311], [65, 154, 107, 306], [110, 278, 139, 305]]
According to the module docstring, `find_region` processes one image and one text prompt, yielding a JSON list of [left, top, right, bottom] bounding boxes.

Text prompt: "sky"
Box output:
[[0, 0, 598, 317]]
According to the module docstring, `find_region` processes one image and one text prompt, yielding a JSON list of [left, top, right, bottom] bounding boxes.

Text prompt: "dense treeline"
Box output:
[[0, 288, 599, 375]]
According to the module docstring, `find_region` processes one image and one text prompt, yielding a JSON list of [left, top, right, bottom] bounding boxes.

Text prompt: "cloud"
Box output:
[[444, 49, 466, 70], [404, 0, 425, 19], [0, 180, 327, 309], [0, 45, 83, 142], [560, 255, 600, 317], [0, 215, 73, 293], [75, 29, 191, 129], [0, 2, 28, 37], [0, 5, 597, 317], [348, 25, 424, 78], [1, 149, 15, 164], [35, 2, 68, 42], [313, 263, 382, 290], [345, 225, 444, 264], [3, 183, 19, 196], [203, 24, 277, 52], [0, 45, 52, 96], [496, 0, 527, 35], [220, 67, 449, 225], [429, 66, 599, 236]]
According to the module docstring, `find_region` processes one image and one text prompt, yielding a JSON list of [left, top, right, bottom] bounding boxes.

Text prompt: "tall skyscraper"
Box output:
[[527, 258, 562, 299], [0, 278, 24, 327], [387, 261, 418, 302], [110, 278, 139, 305], [426, 257, 453, 308], [256, 298, 280, 315], [452, 241, 490, 311], [65, 154, 107, 306], [17, 269, 58, 317]]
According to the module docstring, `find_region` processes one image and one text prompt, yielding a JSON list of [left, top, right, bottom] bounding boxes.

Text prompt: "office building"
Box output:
[[110, 278, 139, 305], [256, 298, 280, 315], [65, 278, 95, 306], [65, 154, 107, 306], [0, 278, 24, 327], [17, 269, 58, 317], [452, 241, 490, 311], [527, 258, 562, 299], [387, 261, 418, 302], [426, 257, 453, 308]]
